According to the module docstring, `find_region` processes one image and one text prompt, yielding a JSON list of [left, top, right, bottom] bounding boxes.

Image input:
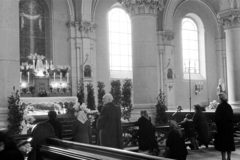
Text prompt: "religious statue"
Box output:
[[84, 65, 91, 77], [217, 78, 226, 95], [35, 55, 45, 76], [167, 68, 173, 79]]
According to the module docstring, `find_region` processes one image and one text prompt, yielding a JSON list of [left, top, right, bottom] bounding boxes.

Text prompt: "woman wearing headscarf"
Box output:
[[72, 103, 91, 144], [135, 110, 159, 155], [166, 120, 188, 160], [215, 92, 235, 160], [192, 104, 211, 148]]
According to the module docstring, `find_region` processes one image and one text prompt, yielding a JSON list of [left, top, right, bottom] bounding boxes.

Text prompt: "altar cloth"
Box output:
[[20, 96, 78, 104]]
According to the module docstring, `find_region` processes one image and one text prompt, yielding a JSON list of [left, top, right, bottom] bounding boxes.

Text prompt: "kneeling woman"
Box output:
[[166, 120, 188, 160]]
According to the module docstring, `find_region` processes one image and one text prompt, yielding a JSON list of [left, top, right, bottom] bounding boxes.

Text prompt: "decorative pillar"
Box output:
[[78, 21, 97, 103], [215, 38, 227, 92], [0, 0, 20, 127], [218, 4, 240, 109], [158, 30, 175, 109], [122, 0, 164, 121], [66, 21, 79, 96]]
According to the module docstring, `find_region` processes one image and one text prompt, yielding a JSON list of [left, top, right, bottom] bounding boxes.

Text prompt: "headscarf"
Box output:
[[75, 103, 90, 124], [169, 120, 182, 137], [140, 110, 149, 120]]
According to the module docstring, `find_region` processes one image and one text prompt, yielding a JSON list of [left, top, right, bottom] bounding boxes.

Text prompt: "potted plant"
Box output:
[[155, 89, 168, 124], [121, 78, 133, 122], [110, 80, 121, 107], [97, 81, 105, 106], [86, 83, 96, 110]]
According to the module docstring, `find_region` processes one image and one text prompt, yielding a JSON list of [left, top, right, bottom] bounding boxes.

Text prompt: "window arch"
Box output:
[[108, 7, 132, 78], [182, 14, 206, 80]]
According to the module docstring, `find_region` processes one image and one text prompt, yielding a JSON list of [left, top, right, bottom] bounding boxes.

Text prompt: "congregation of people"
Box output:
[[0, 92, 236, 160]]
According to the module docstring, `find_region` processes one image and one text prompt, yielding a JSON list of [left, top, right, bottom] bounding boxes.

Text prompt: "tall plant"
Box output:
[[110, 80, 121, 106], [86, 83, 96, 110], [121, 78, 133, 121], [7, 87, 24, 135], [77, 80, 85, 104], [155, 89, 168, 124], [97, 81, 105, 106]]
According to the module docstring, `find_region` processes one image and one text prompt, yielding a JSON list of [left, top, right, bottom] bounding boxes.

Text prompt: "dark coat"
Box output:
[[72, 119, 90, 144], [97, 102, 123, 149], [214, 101, 235, 152], [193, 111, 210, 145], [180, 120, 195, 138], [166, 130, 188, 160], [46, 119, 63, 139], [135, 116, 158, 151]]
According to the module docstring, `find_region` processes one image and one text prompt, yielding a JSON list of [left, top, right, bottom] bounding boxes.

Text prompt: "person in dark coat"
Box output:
[[180, 114, 198, 150], [192, 104, 211, 148], [97, 93, 123, 149], [135, 110, 159, 155], [166, 120, 188, 160], [0, 131, 24, 160], [215, 92, 235, 160], [72, 106, 91, 144], [46, 110, 63, 139]]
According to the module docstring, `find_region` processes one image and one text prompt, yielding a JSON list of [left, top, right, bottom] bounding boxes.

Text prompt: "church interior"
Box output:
[[1, 0, 240, 159]]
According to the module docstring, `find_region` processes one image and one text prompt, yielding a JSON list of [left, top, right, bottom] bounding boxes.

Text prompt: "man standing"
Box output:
[[97, 93, 123, 149]]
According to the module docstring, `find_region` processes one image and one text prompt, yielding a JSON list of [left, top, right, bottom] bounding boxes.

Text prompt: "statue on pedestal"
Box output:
[[217, 78, 226, 95]]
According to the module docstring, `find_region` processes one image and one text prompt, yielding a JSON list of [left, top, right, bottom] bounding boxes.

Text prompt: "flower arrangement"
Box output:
[[56, 65, 71, 77], [208, 100, 219, 109], [20, 62, 35, 76], [20, 105, 36, 134], [38, 90, 49, 97]]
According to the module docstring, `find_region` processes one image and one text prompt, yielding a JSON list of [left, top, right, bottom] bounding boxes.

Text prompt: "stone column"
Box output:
[[0, 0, 20, 127], [79, 21, 97, 104], [122, 0, 164, 121], [158, 30, 175, 109], [66, 21, 78, 96], [218, 8, 240, 109]]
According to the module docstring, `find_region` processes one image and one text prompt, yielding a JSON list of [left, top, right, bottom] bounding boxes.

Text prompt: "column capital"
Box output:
[[122, 0, 164, 16], [66, 21, 80, 28], [79, 21, 98, 34], [158, 30, 175, 46], [218, 9, 240, 29]]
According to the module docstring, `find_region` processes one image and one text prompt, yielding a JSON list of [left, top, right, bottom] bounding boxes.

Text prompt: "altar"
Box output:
[[20, 96, 77, 116]]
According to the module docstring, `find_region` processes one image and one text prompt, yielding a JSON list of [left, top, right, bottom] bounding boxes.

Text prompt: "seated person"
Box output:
[[166, 120, 188, 160], [0, 131, 24, 160], [135, 110, 159, 155], [45, 110, 63, 139], [180, 114, 198, 150]]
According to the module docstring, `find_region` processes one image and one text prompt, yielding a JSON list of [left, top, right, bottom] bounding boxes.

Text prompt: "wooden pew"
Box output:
[[38, 138, 170, 160]]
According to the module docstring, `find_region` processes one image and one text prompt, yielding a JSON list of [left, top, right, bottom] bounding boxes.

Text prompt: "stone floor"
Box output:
[[186, 144, 240, 160]]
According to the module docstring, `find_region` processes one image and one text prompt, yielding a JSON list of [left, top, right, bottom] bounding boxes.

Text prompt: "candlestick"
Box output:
[[67, 73, 69, 83], [27, 72, 30, 83], [54, 72, 55, 82], [60, 72, 62, 83], [20, 72, 22, 83]]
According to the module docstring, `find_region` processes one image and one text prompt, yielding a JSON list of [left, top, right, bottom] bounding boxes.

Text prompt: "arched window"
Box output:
[[108, 7, 132, 79], [182, 14, 206, 80]]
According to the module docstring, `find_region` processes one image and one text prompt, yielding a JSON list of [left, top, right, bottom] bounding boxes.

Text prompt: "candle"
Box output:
[[20, 72, 22, 83], [60, 72, 62, 83], [27, 72, 30, 83], [67, 73, 69, 83], [54, 72, 55, 82], [46, 60, 48, 69], [33, 60, 35, 69]]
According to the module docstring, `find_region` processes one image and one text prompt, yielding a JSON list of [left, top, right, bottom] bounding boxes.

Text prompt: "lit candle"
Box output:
[[54, 72, 55, 82], [20, 72, 22, 83], [60, 72, 62, 83], [67, 73, 69, 83], [27, 72, 30, 83], [45, 60, 48, 69]]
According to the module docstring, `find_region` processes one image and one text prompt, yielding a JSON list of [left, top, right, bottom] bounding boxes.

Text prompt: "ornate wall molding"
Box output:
[[218, 9, 240, 29], [121, 0, 164, 16], [161, 30, 175, 46], [79, 21, 98, 34]]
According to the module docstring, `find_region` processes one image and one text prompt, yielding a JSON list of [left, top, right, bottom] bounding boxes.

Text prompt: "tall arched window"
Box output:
[[108, 8, 132, 78], [182, 18, 199, 73], [182, 14, 206, 80]]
